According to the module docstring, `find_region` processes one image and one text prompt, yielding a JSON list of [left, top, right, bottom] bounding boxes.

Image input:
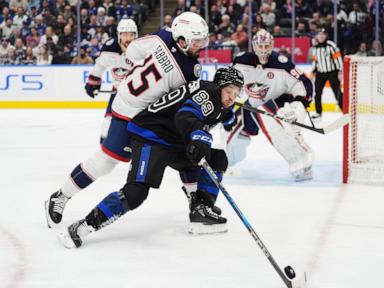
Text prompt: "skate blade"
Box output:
[[44, 200, 56, 229], [188, 223, 228, 235], [56, 231, 76, 249]]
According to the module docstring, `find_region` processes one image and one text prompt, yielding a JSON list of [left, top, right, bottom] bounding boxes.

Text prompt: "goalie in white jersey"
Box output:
[[228, 29, 314, 181], [85, 18, 138, 141], [45, 12, 209, 228]]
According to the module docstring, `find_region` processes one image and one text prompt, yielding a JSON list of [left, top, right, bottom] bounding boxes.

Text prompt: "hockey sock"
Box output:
[[197, 169, 223, 199], [179, 168, 199, 194]]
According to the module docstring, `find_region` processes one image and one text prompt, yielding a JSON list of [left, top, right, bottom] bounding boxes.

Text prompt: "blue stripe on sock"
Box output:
[[136, 144, 151, 182], [70, 164, 93, 189], [198, 169, 223, 197]]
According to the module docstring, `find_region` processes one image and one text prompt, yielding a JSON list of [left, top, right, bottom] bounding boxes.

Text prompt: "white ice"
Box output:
[[0, 109, 383, 288]]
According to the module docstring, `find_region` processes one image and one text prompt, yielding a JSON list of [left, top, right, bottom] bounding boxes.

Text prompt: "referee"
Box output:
[[311, 27, 343, 120]]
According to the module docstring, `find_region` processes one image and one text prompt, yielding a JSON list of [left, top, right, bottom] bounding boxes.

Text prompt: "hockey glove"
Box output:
[[276, 103, 298, 123], [85, 75, 102, 98], [222, 108, 237, 131], [294, 96, 311, 108], [187, 130, 212, 166]]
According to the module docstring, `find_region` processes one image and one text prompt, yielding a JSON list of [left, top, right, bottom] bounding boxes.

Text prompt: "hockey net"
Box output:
[[343, 56, 384, 184]]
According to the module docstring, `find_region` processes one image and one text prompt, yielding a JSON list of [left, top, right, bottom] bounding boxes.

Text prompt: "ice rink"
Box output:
[[1, 109, 383, 288]]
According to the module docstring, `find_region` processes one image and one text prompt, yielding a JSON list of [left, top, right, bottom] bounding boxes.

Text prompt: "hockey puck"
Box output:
[[284, 265, 296, 279]]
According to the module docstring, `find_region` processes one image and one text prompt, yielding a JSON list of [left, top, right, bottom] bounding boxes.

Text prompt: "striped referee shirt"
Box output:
[[311, 40, 343, 73]]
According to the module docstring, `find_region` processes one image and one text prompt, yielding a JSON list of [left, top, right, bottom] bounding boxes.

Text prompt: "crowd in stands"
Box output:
[[0, 0, 383, 65], [0, 0, 155, 64]]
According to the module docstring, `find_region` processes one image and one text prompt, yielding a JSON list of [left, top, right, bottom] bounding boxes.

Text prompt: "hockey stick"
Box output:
[[93, 89, 115, 97], [236, 101, 350, 134], [200, 158, 307, 288]]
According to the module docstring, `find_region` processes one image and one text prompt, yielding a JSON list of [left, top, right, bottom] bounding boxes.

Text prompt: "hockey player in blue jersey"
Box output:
[[227, 29, 314, 181], [57, 67, 244, 248], [45, 12, 211, 228]]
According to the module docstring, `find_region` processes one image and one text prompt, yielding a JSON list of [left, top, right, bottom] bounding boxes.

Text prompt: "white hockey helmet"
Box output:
[[252, 29, 274, 64], [117, 18, 138, 41], [171, 12, 209, 55]]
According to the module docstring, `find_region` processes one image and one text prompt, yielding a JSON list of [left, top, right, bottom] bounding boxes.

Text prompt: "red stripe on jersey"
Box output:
[[101, 145, 131, 162], [111, 110, 132, 121]]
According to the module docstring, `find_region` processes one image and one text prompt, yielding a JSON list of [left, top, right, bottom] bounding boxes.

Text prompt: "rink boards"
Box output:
[[0, 64, 340, 111]]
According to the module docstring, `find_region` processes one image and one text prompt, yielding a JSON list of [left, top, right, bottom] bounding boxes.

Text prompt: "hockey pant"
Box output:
[[227, 100, 314, 181]]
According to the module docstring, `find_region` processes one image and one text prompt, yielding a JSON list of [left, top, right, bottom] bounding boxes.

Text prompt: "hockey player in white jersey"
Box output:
[[45, 12, 209, 228], [229, 29, 314, 181], [84, 18, 138, 141]]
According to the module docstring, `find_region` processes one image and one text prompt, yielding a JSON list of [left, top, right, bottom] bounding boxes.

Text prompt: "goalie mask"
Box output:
[[213, 66, 244, 88], [252, 29, 274, 65], [171, 12, 209, 56]]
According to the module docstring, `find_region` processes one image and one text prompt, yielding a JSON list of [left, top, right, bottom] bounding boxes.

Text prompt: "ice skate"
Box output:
[[182, 186, 222, 215], [57, 219, 94, 249], [45, 190, 70, 228]]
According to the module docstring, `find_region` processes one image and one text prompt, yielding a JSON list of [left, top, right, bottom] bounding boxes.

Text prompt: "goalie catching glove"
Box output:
[[187, 130, 212, 166]]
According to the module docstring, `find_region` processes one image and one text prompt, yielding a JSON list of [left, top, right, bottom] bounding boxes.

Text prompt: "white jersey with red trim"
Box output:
[[233, 51, 313, 108], [90, 38, 132, 89], [112, 29, 201, 120]]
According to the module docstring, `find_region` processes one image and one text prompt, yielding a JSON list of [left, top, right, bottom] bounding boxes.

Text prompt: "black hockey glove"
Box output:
[[295, 96, 311, 108], [186, 130, 212, 166], [85, 75, 102, 98], [222, 108, 237, 131]]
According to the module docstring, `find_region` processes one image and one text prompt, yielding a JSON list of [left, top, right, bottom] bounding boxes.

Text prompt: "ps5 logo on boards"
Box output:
[[0, 74, 43, 90]]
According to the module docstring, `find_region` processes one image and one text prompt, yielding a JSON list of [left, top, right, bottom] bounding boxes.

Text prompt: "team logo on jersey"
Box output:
[[194, 64, 202, 78], [267, 72, 274, 79], [278, 55, 288, 63]]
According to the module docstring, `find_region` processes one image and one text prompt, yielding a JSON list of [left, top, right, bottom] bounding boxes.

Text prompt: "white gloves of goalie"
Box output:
[[276, 102, 300, 123]]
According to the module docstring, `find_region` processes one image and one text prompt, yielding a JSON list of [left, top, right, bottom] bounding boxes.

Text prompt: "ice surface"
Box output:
[[0, 109, 383, 288]]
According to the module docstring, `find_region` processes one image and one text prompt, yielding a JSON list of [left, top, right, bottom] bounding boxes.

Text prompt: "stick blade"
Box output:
[[291, 272, 308, 288], [322, 114, 350, 134]]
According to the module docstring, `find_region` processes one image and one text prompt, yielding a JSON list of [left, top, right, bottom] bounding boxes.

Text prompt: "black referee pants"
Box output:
[[314, 71, 343, 115]]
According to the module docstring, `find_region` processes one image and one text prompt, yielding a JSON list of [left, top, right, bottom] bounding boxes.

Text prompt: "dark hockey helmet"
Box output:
[[213, 66, 244, 88]]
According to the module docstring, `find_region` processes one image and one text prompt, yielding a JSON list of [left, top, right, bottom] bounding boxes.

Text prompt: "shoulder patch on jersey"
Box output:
[[194, 64, 202, 78], [278, 55, 288, 63], [105, 38, 115, 46]]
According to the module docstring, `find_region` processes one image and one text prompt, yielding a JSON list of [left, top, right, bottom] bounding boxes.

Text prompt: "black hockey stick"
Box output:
[[93, 89, 115, 97], [236, 100, 349, 134], [200, 158, 307, 288]]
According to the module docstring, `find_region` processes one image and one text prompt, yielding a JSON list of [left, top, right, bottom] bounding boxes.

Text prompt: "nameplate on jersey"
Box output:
[[154, 45, 174, 74]]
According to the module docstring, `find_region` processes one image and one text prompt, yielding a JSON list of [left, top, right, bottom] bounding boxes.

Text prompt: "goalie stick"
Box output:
[[236, 100, 350, 134], [200, 158, 307, 288]]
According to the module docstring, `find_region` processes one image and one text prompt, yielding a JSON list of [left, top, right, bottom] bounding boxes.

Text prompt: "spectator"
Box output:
[[102, 0, 116, 17], [273, 25, 284, 37], [22, 46, 36, 64], [87, 0, 97, 16], [295, 21, 307, 37], [55, 14, 67, 35], [20, 19, 31, 38], [63, 5, 75, 22], [312, 0, 331, 17], [14, 37, 25, 60], [0, 7, 12, 25], [39, 26, 58, 46], [217, 14, 235, 39], [12, 6, 28, 28], [254, 13, 267, 32], [260, 3, 275, 32], [0, 37, 11, 58], [80, 8, 89, 27], [36, 44, 52, 64], [163, 14, 173, 29], [38, 0, 54, 17], [8, 27, 21, 44], [230, 24, 248, 50], [58, 24, 74, 50], [0, 0, 8, 11], [88, 37, 100, 59], [3, 46, 17, 64], [116, 0, 133, 21], [104, 16, 117, 37], [32, 14, 46, 36], [209, 5, 222, 32], [1, 19, 15, 39], [173, 0, 185, 17], [46, 35, 57, 55], [192, 0, 205, 18], [368, 40, 383, 56], [97, 7, 107, 26], [26, 26, 40, 46], [307, 20, 318, 42], [52, 45, 71, 64], [9, 0, 28, 12], [55, 0, 67, 14], [354, 42, 368, 56], [208, 32, 222, 48], [71, 46, 93, 64], [94, 25, 109, 44], [41, 9, 56, 27]]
